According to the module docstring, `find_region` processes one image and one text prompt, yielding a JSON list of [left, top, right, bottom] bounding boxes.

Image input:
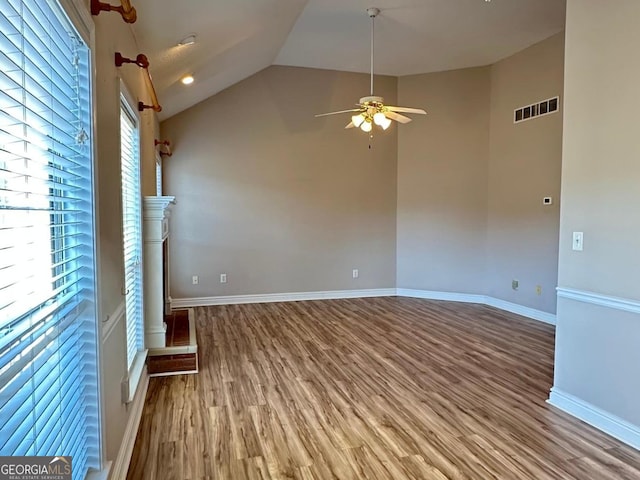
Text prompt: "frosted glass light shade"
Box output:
[[373, 112, 387, 126], [360, 120, 373, 132], [352, 114, 365, 128], [380, 117, 392, 130]]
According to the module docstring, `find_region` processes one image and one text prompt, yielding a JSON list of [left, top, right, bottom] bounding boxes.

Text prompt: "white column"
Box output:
[[143, 196, 175, 349]]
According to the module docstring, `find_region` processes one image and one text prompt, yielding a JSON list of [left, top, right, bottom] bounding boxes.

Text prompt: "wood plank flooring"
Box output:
[[127, 297, 640, 479]]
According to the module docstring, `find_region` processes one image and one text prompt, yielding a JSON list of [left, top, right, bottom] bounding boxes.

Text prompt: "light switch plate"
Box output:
[[572, 232, 584, 251]]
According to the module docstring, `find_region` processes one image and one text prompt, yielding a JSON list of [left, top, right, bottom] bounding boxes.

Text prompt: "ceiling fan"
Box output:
[[315, 7, 426, 133]]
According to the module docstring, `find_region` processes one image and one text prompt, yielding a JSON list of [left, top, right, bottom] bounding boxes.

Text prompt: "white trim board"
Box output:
[[102, 301, 125, 343], [149, 369, 198, 378], [86, 463, 111, 480], [548, 388, 640, 451], [557, 287, 640, 315], [484, 296, 556, 325], [394, 289, 556, 325], [110, 370, 149, 480], [172, 288, 555, 325], [396, 289, 485, 304], [171, 288, 396, 308]]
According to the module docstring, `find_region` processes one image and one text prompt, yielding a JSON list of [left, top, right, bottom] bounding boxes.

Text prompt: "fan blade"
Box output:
[[315, 109, 362, 117], [386, 106, 427, 114], [345, 121, 355, 129], [385, 111, 412, 124]]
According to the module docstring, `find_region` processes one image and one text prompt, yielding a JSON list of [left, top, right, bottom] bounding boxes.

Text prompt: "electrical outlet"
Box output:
[[536, 285, 542, 296], [512, 279, 519, 290], [352, 269, 359, 279], [220, 273, 227, 284], [192, 275, 199, 285]]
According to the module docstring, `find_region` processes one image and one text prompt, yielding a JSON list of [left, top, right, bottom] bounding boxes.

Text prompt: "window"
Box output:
[[0, 0, 99, 478], [120, 89, 145, 396]]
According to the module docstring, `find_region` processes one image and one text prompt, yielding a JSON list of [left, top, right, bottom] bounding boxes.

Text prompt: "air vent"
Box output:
[[514, 96, 559, 124]]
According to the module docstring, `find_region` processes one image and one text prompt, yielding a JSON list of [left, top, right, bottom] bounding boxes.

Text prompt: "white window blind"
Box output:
[[120, 98, 143, 371], [0, 0, 99, 478], [155, 154, 162, 196]]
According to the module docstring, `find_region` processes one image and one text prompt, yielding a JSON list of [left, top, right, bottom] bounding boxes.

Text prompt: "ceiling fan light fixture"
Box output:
[[352, 114, 365, 128], [313, 8, 426, 135]]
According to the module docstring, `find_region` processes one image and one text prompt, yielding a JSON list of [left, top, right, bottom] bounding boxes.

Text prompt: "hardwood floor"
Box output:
[[127, 297, 640, 479]]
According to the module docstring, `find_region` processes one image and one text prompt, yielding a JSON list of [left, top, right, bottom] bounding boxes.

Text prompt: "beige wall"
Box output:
[[551, 0, 640, 429], [396, 34, 564, 312], [557, 2, 640, 298], [163, 40, 563, 309], [487, 33, 565, 313], [162, 66, 398, 298], [92, 4, 159, 464], [397, 67, 491, 293]]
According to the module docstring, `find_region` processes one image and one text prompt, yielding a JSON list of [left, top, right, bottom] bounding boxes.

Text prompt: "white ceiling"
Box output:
[[131, 0, 566, 120]]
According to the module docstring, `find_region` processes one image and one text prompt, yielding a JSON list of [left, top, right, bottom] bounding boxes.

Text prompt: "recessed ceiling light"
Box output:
[[181, 75, 194, 85], [178, 34, 197, 46]]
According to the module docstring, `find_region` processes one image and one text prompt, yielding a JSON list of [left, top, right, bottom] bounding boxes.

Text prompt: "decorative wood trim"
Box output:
[[110, 369, 149, 480], [557, 287, 640, 315], [548, 388, 640, 450], [171, 289, 397, 308], [143, 195, 175, 350], [143, 196, 176, 222], [102, 301, 125, 342]]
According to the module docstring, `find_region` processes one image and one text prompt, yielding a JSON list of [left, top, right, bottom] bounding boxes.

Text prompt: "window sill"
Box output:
[[85, 461, 111, 480]]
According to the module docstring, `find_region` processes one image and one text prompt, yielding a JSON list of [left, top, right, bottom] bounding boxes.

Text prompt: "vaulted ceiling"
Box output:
[[131, 0, 566, 120]]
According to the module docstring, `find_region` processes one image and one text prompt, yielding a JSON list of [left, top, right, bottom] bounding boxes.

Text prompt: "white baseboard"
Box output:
[[548, 388, 640, 450], [110, 370, 149, 480], [484, 296, 556, 325], [396, 288, 486, 304], [398, 289, 555, 325], [171, 288, 396, 308], [172, 288, 555, 325]]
